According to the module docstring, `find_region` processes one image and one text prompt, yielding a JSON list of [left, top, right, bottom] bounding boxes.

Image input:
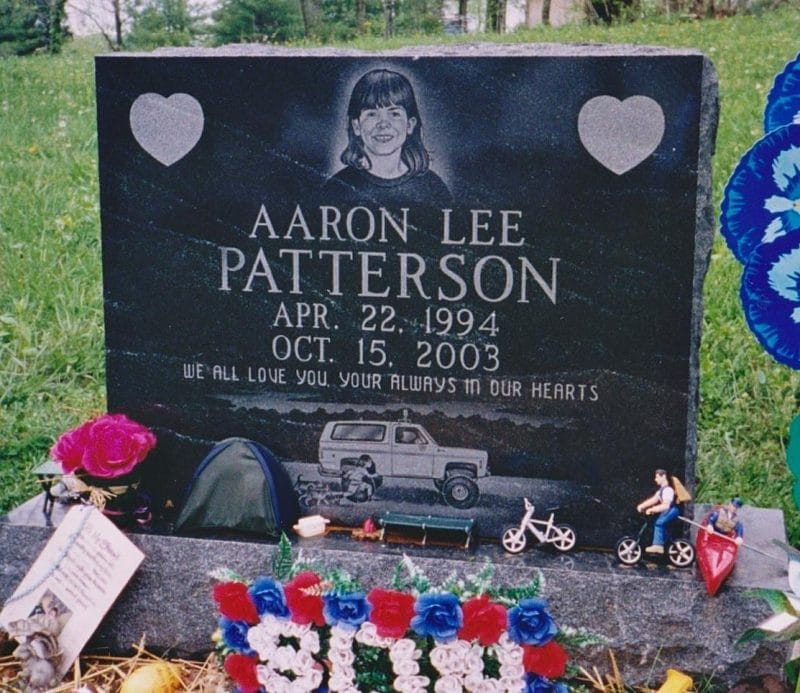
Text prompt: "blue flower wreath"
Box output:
[[721, 124, 800, 264], [741, 231, 800, 369], [765, 52, 800, 134]]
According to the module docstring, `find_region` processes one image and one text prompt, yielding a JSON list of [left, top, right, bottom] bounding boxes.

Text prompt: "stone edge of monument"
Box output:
[[0, 500, 789, 685], [684, 55, 719, 493], [103, 43, 714, 57]]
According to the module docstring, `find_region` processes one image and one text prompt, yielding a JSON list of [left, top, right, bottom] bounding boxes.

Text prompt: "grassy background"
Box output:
[[2, 12, 800, 538]]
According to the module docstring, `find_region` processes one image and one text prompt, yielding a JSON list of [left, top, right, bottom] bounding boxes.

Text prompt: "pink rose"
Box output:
[[50, 420, 93, 474], [51, 414, 156, 478]]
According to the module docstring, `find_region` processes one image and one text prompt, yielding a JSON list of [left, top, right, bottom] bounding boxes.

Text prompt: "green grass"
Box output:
[[2, 13, 800, 538], [0, 38, 106, 507]]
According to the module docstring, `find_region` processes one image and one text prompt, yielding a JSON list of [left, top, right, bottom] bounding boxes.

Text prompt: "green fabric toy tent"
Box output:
[[175, 437, 299, 536]]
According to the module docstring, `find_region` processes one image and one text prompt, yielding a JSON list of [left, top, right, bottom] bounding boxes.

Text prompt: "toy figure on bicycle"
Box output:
[[615, 469, 694, 568]]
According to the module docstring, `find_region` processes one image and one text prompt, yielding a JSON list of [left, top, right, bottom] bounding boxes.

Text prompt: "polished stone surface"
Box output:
[[94, 45, 719, 545], [1, 497, 789, 684]]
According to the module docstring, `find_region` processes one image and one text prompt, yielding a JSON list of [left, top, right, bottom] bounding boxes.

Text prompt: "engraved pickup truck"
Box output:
[[318, 420, 489, 509]]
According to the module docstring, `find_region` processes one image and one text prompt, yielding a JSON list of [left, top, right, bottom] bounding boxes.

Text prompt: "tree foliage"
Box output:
[[211, 0, 442, 44], [211, 0, 305, 44], [394, 0, 443, 34], [125, 0, 202, 48], [0, 0, 69, 56], [317, 0, 384, 40]]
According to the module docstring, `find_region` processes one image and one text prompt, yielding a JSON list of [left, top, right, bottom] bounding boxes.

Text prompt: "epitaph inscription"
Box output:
[[96, 49, 716, 545]]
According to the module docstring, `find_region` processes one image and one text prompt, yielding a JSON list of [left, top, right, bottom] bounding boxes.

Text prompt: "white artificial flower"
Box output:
[[329, 645, 356, 667], [328, 672, 358, 691], [392, 657, 420, 676], [300, 629, 321, 653], [463, 672, 492, 692], [500, 675, 526, 692], [247, 623, 277, 660], [307, 667, 325, 689], [292, 649, 316, 673], [262, 614, 286, 636], [455, 640, 472, 656], [463, 647, 484, 674], [390, 638, 419, 662], [429, 645, 453, 674], [255, 663, 270, 685], [430, 642, 469, 676], [394, 675, 431, 692], [263, 673, 293, 693], [434, 674, 464, 692], [493, 639, 523, 666], [285, 620, 311, 638], [356, 621, 395, 648], [330, 626, 355, 650], [495, 633, 516, 650], [291, 671, 323, 693], [499, 662, 525, 680], [337, 664, 357, 680]]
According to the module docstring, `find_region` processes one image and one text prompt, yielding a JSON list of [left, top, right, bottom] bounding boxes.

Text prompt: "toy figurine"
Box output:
[[501, 497, 577, 554], [616, 469, 694, 567], [5, 612, 63, 692], [705, 497, 744, 542], [696, 497, 744, 596], [635, 468, 680, 554]]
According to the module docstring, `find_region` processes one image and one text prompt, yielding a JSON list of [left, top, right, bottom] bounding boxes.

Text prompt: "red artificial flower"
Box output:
[[523, 640, 569, 679], [458, 594, 508, 646], [213, 581, 259, 624], [284, 572, 325, 626], [50, 420, 93, 474], [367, 588, 416, 638], [224, 653, 260, 693], [50, 413, 156, 478]]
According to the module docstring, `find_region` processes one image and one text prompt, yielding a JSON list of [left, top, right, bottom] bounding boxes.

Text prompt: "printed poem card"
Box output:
[[0, 506, 145, 677]]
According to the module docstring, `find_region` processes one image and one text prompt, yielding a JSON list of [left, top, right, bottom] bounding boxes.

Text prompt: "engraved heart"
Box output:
[[129, 93, 204, 166], [578, 95, 665, 175]]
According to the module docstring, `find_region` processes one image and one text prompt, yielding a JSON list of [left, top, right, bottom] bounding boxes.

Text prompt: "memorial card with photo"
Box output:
[[0, 506, 145, 678], [95, 48, 716, 545]]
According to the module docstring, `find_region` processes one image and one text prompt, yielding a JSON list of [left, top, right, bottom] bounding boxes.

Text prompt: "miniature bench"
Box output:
[[378, 512, 475, 549]]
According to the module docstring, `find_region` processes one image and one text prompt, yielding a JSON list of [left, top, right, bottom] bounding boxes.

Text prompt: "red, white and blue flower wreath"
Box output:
[[210, 545, 602, 693]]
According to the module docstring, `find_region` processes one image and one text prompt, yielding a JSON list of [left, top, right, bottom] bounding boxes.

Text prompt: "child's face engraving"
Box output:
[[352, 105, 417, 160]]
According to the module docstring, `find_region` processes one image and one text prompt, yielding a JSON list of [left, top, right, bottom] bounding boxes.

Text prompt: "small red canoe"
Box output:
[[696, 524, 739, 596]]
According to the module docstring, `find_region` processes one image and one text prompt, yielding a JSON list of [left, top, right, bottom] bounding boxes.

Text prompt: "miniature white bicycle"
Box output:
[[501, 497, 577, 554]]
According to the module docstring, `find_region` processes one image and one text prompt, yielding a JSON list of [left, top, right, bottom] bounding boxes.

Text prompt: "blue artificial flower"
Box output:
[[323, 591, 371, 630], [507, 598, 558, 646], [765, 95, 800, 135], [765, 52, 800, 133], [410, 593, 463, 643], [524, 673, 569, 693], [248, 577, 290, 619], [741, 231, 800, 369], [219, 617, 254, 654], [721, 124, 800, 264]]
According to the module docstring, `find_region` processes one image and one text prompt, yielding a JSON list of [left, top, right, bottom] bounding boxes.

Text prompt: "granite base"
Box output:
[[0, 499, 791, 686]]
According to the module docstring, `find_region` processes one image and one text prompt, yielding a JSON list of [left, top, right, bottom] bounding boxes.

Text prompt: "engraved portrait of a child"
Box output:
[[324, 68, 452, 210]]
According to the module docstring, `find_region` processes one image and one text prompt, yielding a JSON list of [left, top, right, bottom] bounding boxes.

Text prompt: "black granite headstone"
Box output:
[[95, 46, 717, 545]]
